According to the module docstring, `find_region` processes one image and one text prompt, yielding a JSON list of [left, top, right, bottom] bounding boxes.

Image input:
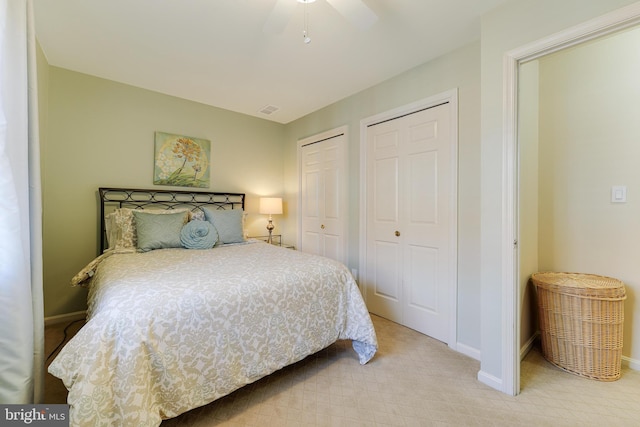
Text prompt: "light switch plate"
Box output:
[[611, 186, 627, 203]]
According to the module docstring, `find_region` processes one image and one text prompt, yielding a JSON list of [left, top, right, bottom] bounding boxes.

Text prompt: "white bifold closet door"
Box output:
[[299, 128, 348, 264], [365, 103, 451, 343]]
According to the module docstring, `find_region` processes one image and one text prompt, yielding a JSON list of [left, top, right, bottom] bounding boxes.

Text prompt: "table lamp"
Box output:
[[259, 197, 283, 244]]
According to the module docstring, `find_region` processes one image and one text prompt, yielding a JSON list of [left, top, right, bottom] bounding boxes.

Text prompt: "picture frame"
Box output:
[[153, 131, 210, 188]]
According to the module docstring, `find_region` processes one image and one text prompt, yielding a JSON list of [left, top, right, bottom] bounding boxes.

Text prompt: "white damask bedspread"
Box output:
[[48, 242, 377, 427]]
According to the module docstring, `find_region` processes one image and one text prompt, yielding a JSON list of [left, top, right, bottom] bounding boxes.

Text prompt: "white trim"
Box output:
[[502, 2, 640, 397], [359, 88, 459, 350], [513, 3, 640, 64], [520, 332, 538, 361], [296, 125, 349, 262], [477, 370, 502, 391], [502, 51, 519, 396], [457, 343, 481, 361], [44, 310, 86, 326], [622, 356, 640, 372]]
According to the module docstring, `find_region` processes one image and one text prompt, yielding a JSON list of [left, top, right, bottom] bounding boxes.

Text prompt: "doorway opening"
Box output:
[[504, 3, 640, 396]]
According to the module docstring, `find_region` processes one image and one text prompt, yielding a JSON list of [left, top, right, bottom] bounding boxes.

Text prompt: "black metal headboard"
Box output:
[[98, 187, 245, 252]]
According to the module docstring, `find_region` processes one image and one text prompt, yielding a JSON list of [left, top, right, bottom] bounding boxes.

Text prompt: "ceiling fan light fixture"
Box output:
[[297, 0, 316, 3]]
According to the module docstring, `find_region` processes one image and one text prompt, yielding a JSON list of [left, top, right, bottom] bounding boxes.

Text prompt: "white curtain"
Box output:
[[0, 0, 44, 403]]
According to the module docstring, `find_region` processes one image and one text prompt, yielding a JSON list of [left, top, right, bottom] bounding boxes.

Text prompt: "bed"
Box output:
[[48, 188, 378, 427]]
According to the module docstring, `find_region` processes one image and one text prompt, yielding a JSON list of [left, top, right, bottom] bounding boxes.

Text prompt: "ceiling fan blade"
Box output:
[[263, 0, 297, 35], [326, 0, 378, 30]]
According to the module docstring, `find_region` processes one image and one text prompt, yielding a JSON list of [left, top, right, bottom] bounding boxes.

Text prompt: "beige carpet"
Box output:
[[45, 315, 640, 426]]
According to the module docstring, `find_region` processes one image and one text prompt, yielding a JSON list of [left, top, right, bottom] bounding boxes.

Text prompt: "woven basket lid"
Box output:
[[531, 272, 626, 299]]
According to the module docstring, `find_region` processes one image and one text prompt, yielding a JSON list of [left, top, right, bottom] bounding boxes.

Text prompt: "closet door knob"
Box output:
[[395, 231, 400, 237], [321, 224, 325, 229]]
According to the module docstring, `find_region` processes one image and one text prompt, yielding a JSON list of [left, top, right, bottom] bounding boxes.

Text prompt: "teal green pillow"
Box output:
[[202, 208, 245, 244], [133, 210, 189, 252]]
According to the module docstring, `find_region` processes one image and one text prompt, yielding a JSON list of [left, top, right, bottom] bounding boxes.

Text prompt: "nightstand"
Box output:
[[250, 235, 296, 249]]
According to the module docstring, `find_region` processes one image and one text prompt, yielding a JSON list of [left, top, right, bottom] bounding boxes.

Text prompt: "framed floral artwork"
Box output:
[[154, 131, 210, 188]]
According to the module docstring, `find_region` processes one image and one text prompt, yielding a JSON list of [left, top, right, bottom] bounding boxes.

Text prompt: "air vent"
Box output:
[[259, 104, 280, 115]]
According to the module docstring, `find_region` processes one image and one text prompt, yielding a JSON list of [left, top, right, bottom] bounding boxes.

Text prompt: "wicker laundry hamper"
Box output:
[[531, 272, 626, 381]]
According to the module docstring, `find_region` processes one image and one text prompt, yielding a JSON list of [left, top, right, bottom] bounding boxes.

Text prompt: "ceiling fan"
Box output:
[[263, 0, 378, 36]]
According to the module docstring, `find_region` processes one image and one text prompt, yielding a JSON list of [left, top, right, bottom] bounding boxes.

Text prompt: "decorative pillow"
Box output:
[[108, 207, 195, 250], [190, 209, 206, 221], [71, 251, 115, 287], [133, 210, 189, 252], [110, 208, 137, 250], [104, 212, 118, 250], [203, 208, 245, 244], [180, 220, 218, 249]]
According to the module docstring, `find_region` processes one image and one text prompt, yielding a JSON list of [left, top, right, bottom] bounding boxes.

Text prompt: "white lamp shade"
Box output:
[[259, 197, 283, 215]]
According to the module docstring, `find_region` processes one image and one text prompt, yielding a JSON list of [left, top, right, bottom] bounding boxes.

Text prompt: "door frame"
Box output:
[[359, 89, 459, 350], [297, 126, 349, 261], [502, 2, 640, 396]]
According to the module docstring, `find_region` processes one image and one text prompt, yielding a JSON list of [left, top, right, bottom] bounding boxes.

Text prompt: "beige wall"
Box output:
[[284, 41, 483, 353], [42, 66, 285, 317], [537, 25, 640, 361]]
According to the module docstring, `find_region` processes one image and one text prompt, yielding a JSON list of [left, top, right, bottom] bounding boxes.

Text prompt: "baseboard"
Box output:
[[477, 370, 502, 391], [520, 332, 538, 360], [622, 355, 640, 371], [44, 310, 87, 326], [456, 342, 481, 361]]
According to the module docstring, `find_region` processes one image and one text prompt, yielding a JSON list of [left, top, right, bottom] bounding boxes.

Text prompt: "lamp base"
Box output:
[[266, 217, 274, 244]]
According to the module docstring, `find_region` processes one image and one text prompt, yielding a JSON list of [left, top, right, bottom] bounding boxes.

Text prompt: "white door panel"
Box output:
[[405, 245, 438, 312], [404, 245, 440, 334], [408, 151, 438, 224], [373, 157, 399, 223], [366, 103, 451, 343], [301, 165, 321, 255], [371, 240, 402, 320], [323, 233, 340, 261], [299, 128, 348, 265], [303, 232, 321, 256]]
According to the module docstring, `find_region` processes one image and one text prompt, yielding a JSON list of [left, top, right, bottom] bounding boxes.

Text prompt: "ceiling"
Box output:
[[34, 0, 507, 124]]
